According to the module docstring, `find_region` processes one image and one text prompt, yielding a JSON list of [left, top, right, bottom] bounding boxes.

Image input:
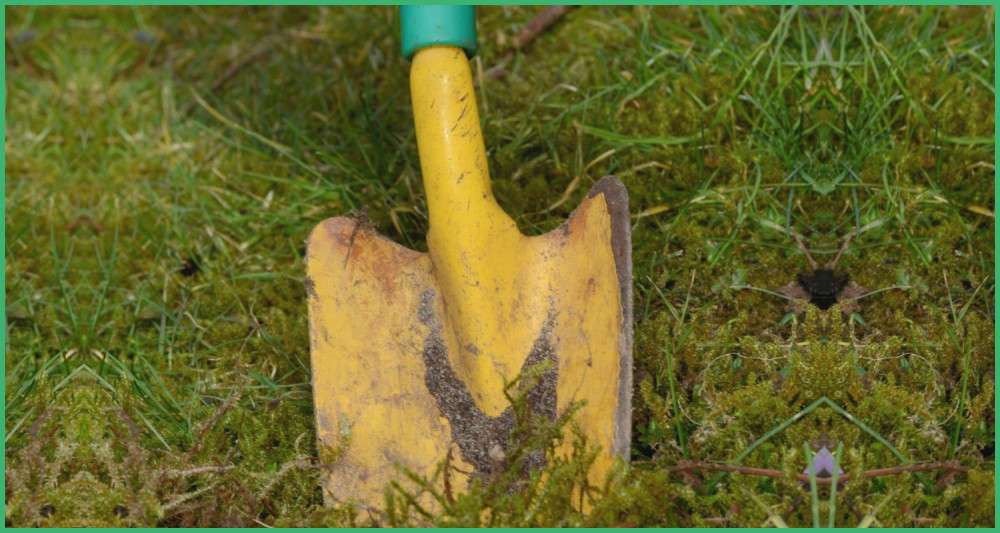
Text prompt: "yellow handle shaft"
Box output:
[[410, 45, 516, 247], [409, 46, 546, 415]]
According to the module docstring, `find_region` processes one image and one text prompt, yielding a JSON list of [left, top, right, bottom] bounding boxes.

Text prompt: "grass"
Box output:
[[4, 5, 995, 527]]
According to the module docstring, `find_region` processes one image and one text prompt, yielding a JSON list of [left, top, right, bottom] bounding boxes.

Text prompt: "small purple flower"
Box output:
[[804, 446, 844, 478]]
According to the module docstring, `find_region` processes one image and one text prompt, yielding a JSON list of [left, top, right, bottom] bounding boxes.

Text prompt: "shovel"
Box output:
[[306, 5, 633, 509]]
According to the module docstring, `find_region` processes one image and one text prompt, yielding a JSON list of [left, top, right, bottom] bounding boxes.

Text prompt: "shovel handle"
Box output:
[[405, 5, 527, 382], [405, 3, 515, 252], [400, 5, 477, 60]]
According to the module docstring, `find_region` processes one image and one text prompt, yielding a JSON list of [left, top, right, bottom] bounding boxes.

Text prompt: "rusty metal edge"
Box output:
[[584, 175, 633, 460]]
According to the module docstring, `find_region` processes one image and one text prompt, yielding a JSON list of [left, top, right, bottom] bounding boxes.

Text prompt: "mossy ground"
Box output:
[[4, 5, 995, 527]]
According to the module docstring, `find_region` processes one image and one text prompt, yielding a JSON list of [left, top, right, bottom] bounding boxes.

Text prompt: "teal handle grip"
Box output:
[[400, 5, 477, 60]]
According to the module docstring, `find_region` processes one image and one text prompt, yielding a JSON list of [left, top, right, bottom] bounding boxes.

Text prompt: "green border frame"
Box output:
[[0, 2, 995, 531], [1, 1, 6, 530]]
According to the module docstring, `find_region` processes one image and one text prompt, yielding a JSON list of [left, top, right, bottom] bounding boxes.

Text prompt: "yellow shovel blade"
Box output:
[[306, 177, 632, 509]]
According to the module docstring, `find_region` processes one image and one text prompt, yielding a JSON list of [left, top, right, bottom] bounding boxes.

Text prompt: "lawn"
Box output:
[[4, 5, 995, 527]]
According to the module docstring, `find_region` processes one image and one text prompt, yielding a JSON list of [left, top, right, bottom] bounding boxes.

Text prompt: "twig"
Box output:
[[829, 228, 857, 268], [207, 44, 272, 95], [674, 459, 966, 486], [485, 6, 575, 81], [188, 391, 242, 458], [791, 230, 819, 269], [161, 482, 221, 514], [257, 457, 318, 500], [512, 6, 574, 50], [163, 464, 237, 477], [180, 42, 273, 118], [674, 460, 785, 479], [852, 461, 967, 481]]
